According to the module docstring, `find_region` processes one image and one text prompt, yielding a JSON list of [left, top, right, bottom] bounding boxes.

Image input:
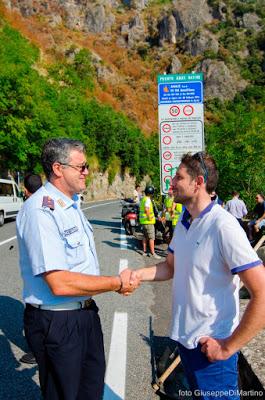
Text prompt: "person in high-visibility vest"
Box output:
[[172, 202, 183, 228], [164, 189, 175, 238], [164, 190, 174, 212], [139, 186, 161, 259]]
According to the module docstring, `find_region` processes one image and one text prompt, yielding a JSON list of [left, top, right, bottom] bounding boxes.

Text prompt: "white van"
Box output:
[[0, 178, 23, 226]]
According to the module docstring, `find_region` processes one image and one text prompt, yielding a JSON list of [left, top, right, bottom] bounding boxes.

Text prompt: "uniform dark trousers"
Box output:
[[24, 301, 105, 400]]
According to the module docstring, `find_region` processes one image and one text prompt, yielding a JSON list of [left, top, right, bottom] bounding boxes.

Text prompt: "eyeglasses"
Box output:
[[60, 163, 89, 173], [192, 151, 208, 182]]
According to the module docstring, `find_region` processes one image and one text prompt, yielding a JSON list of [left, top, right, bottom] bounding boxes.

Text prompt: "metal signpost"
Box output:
[[158, 73, 204, 195]]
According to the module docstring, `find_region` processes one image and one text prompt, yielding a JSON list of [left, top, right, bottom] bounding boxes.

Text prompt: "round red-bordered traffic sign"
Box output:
[[162, 151, 172, 160], [163, 176, 172, 184], [169, 105, 180, 117], [162, 136, 172, 145], [163, 163, 172, 173], [161, 123, 171, 133], [183, 104, 194, 116]]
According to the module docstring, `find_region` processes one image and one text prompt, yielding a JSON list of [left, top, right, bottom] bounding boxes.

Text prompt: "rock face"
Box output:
[[64, 2, 115, 33], [196, 59, 248, 101], [122, 0, 149, 10], [184, 31, 219, 56], [169, 55, 182, 73], [242, 13, 261, 32], [85, 171, 147, 201], [212, 1, 228, 21], [158, 0, 213, 46], [158, 14, 177, 45], [118, 14, 146, 48], [172, 0, 213, 36], [2, 0, 255, 111], [4, 0, 116, 32]]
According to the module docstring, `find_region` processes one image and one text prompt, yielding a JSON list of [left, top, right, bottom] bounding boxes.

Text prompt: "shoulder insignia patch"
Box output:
[[57, 199, 66, 208], [42, 196, 55, 210]]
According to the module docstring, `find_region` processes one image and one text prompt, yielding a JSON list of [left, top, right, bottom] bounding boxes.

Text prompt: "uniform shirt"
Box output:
[[225, 197, 248, 219], [168, 202, 261, 349], [16, 182, 99, 305]]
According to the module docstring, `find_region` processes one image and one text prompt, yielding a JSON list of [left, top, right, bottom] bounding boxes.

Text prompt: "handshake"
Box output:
[[116, 269, 142, 296]]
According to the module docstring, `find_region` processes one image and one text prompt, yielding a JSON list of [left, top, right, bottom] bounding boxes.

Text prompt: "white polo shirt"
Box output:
[[168, 202, 261, 349]]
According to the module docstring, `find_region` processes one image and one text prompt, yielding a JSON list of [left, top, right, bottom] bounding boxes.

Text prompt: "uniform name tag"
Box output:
[[64, 226, 79, 236]]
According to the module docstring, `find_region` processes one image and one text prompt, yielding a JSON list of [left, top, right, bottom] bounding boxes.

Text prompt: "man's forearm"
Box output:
[[225, 295, 265, 355], [136, 260, 174, 282], [44, 270, 124, 296], [200, 265, 265, 362]]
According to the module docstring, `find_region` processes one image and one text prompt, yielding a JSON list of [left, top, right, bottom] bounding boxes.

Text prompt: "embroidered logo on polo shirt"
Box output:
[[64, 226, 78, 236]]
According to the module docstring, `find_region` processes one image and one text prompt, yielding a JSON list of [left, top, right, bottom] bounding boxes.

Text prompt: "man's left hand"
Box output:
[[199, 337, 233, 362]]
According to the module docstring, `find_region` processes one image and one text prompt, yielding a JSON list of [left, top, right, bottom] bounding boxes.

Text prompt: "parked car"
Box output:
[[0, 178, 23, 226]]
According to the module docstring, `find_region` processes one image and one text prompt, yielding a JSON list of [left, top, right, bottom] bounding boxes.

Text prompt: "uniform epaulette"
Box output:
[[42, 196, 55, 210]]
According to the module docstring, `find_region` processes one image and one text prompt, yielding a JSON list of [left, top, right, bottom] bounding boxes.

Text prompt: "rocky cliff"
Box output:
[[1, 0, 264, 134]]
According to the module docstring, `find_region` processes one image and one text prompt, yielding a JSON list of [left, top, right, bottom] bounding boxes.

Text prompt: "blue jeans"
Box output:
[[177, 342, 239, 400]]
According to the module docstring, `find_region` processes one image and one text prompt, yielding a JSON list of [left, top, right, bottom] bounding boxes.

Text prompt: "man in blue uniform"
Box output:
[[16, 138, 137, 400]]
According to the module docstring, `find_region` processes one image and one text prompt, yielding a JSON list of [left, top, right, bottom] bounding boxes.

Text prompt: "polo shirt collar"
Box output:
[[45, 182, 76, 209], [181, 201, 215, 230]]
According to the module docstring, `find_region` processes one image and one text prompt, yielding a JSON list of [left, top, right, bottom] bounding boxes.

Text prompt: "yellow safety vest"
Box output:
[[139, 196, 155, 225], [164, 196, 174, 209], [172, 203, 183, 227], [164, 195, 174, 221]]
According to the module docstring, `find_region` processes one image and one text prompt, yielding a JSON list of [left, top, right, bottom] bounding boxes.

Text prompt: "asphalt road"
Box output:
[[0, 199, 173, 400]]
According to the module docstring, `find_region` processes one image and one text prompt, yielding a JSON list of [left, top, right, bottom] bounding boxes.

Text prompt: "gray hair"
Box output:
[[41, 138, 86, 179]]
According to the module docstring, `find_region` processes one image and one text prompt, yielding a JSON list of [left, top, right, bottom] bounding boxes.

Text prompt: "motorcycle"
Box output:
[[121, 200, 171, 243], [121, 200, 139, 236]]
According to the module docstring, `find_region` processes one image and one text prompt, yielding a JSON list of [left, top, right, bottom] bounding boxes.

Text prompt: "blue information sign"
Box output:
[[158, 82, 203, 105]]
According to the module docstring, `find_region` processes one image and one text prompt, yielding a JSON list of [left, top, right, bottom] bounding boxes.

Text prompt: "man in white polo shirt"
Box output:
[[130, 152, 265, 399]]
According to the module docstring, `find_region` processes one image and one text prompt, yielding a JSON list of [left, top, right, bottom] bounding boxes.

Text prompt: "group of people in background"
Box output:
[[133, 182, 265, 257], [225, 191, 265, 242], [164, 187, 265, 244]]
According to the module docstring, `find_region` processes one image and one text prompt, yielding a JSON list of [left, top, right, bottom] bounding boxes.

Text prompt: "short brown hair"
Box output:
[[181, 152, 219, 194]]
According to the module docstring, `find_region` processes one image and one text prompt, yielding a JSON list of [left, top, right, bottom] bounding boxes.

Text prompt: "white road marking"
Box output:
[[103, 312, 128, 400], [103, 222, 129, 399], [119, 259, 128, 272], [0, 236, 17, 247], [82, 200, 120, 211], [120, 223, 128, 251]]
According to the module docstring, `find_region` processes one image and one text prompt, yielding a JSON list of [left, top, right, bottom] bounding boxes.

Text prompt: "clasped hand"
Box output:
[[117, 269, 141, 296]]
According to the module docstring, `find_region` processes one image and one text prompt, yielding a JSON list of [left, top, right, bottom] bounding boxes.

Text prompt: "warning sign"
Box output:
[[158, 73, 204, 194]]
